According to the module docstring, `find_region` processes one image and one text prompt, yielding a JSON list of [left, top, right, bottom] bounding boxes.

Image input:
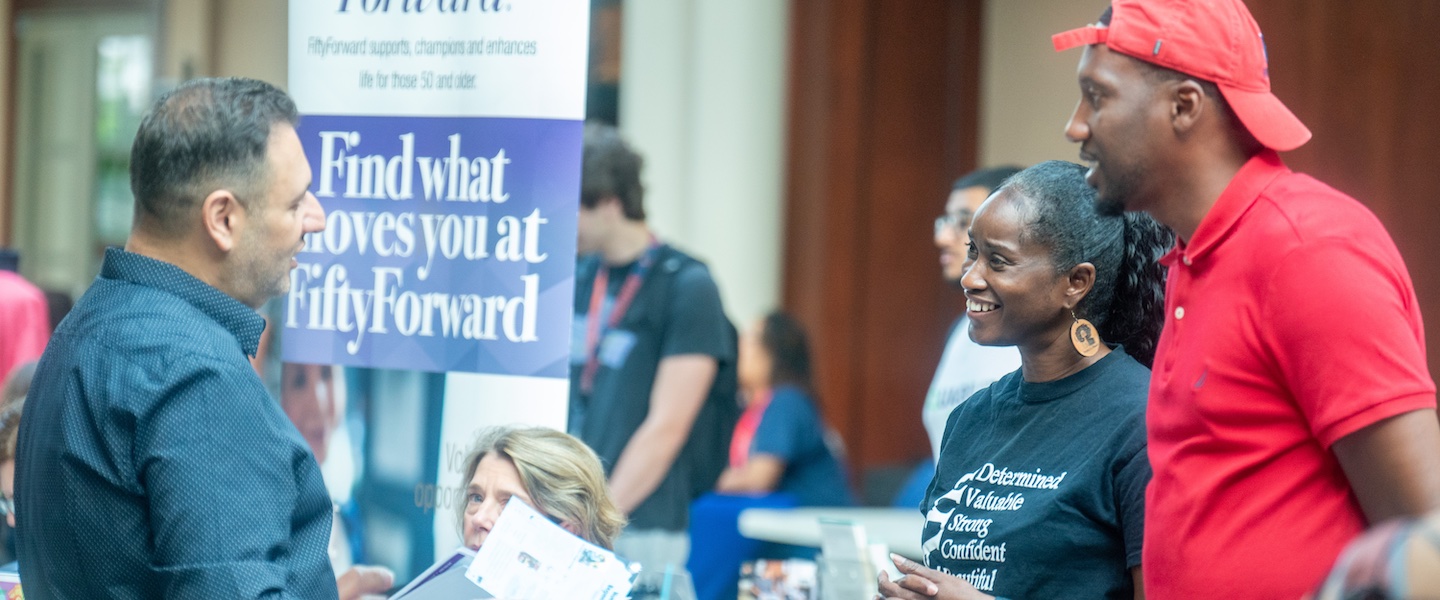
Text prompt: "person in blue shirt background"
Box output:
[[716, 310, 854, 507]]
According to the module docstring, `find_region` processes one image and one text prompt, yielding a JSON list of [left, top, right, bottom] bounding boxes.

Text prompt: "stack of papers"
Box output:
[[466, 500, 634, 599], [388, 547, 490, 600]]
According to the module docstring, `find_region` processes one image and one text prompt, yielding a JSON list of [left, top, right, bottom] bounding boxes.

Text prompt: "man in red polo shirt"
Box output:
[[1054, 1, 1440, 598]]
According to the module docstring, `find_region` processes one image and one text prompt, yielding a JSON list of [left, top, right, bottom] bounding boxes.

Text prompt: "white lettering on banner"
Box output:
[[291, 126, 558, 358], [316, 131, 509, 203], [287, 263, 541, 354], [335, 0, 506, 15]]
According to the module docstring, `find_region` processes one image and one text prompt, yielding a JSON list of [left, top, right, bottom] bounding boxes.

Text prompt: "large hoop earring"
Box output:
[[1070, 310, 1099, 357]]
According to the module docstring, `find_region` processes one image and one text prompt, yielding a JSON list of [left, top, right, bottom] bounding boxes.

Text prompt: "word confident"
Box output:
[[316, 131, 511, 203], [939, 539, 1007, 564], [337, 0, 505, 13]]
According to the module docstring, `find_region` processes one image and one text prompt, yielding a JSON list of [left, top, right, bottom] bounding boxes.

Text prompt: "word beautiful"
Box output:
[[287, 130, 551, 356]]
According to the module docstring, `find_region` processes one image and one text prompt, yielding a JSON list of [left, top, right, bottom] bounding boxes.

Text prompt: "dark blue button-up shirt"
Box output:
[[16, 248, 337, 599]]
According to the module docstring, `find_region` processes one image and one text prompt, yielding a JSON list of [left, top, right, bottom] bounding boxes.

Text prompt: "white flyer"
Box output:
[[389, 546, 492, 600], [465, 500, 633, 599]]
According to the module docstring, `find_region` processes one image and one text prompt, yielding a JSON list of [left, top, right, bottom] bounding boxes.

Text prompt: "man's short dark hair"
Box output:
[[953, 166, 1024, 195], [580, 122, 646, 221], [130, 77, 299, 236]]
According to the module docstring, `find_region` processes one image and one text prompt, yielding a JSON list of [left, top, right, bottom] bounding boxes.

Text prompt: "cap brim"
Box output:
[[1218, 84, 1312, 151], [1053, 25, 1108, 52]]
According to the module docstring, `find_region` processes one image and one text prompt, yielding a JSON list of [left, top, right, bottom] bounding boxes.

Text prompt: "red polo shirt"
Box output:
[[1143, 151, 1436, 599]]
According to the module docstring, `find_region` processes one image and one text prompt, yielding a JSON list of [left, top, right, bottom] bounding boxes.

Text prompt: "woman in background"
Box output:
[[716, 311, 853, 507], [0, 398, 22, 574], [458, 426, 626, 549]]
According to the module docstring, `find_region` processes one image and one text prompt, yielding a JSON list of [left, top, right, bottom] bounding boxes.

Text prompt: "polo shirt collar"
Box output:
[[1161, 149, 1290, 267], [100, 247, 267, 356]]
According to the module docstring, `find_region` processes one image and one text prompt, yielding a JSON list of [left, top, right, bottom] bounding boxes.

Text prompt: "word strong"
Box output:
[[316, 131, 510, 202]]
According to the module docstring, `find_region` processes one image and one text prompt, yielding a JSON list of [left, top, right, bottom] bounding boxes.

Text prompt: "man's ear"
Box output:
[[201, 190, 245, 253], [1065, 262, 1098, 309], [1171, 79, 1206, 135], [595, 194, 624, 216]]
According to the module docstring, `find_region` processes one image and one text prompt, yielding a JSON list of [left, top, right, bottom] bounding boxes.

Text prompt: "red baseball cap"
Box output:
[[1052, 0, 1311, 151]]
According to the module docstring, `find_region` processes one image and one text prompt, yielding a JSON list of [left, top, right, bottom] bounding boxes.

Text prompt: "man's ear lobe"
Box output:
[[201, 190, 243, 252]]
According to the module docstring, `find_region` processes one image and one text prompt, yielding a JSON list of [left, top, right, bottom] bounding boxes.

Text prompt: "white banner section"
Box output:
[[289, 0, 588, 119]]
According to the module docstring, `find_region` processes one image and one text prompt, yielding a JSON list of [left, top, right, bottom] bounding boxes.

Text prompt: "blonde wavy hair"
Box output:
[[0, 398, 22, 463], [457, 426, 626, 549]]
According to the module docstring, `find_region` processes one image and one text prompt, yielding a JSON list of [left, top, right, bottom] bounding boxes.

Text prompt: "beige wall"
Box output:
[[212, 0, 286, 86], [161, 0, 210, 81], [0, 0, 11, 245], [162, 0, 286, 86], [980, 0, 1109, 168], [619, 0, 789, 326]]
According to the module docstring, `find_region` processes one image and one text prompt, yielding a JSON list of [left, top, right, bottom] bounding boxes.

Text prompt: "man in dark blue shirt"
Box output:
[[14, 78, 343, 599]]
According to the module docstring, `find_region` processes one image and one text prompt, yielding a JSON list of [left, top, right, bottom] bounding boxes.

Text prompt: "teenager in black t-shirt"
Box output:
[[878, 161, 1172, 600]]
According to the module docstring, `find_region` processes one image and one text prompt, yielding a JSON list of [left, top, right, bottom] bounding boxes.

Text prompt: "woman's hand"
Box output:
[[338, 564, 395, 600], [875, 553, 993, 600]]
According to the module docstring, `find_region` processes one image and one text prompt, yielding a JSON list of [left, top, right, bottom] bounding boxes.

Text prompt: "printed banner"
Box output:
[[286, 0, 587, 579], [286, 115, 577, 377], [285, 0, 586, 376]]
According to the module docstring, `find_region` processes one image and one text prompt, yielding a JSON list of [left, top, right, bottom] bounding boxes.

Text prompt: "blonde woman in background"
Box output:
[[0, 398, 23, 574], [458, 426, 626, 550]]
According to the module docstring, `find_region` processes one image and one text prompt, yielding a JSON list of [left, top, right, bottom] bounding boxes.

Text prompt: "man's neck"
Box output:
[[125, 230, 223, 291], [601, 221, 654, 266], [1157, 143, 1261, 242]]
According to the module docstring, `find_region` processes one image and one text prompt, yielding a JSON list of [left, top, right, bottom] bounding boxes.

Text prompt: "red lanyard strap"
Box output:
[[579, 240, 662, 395]]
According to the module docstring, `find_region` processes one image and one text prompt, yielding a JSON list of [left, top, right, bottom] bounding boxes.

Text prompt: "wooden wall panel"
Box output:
[[784, 0, 984, 491], [1247, 0, 1440, 384], [785, 0, 1440, 499]]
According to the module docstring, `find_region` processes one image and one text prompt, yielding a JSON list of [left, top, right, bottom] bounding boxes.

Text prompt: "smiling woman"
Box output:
[[881, 161, 1172, 600]]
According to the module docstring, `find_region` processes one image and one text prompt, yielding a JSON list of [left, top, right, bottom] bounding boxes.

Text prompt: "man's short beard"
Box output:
[[1094, 195, 1126, 217], [1092, 167, 1142, 217]]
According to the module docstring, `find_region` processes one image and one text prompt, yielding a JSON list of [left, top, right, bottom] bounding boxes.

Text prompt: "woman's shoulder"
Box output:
[[1079, 351, 1151, 427], [1094, 349, 1152, 394], [764, 385, 820, 417]]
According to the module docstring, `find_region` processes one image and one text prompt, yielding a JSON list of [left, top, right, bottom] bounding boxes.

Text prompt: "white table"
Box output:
[[737, 507, 925, 560]]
